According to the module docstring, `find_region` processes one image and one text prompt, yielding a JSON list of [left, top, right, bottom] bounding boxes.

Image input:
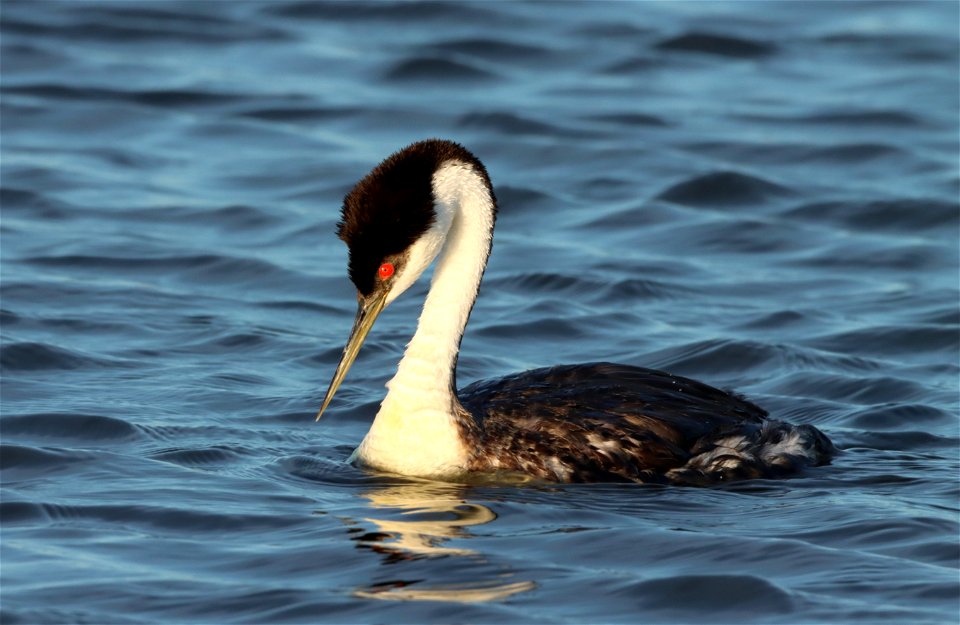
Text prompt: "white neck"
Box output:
[[353, 160, 495, 478]]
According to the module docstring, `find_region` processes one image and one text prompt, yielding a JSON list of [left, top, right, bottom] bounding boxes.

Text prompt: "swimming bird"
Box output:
[[315, 139, 834, 485]]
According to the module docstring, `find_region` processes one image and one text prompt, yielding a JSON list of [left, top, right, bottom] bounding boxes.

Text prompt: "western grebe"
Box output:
[[315, 139, 834, 484]]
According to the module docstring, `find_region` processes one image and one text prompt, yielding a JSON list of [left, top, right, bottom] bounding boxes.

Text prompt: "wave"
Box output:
[[264, 1, 506, 24], [459, 112, 584, 137], [657, 171, 793, 207], [2, 6, 284, 43], [655, 32, 776, 58], [784, 199, 959, 235], [1, 413, 140, 442], [20, 253, 310, 288], [424, 37, 554, 61], [3, 83, 250, 108], [0, 341, 136, 371], [383, 58, 496, 82]]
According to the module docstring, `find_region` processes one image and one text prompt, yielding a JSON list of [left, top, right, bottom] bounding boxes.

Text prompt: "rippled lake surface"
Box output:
[[2, 1, 958, 623]]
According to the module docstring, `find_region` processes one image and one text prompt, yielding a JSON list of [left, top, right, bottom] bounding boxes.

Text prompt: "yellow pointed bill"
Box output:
[[315, 290, 388, 421]]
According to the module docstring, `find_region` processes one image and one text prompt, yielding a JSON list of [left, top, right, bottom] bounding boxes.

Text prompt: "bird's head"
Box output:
[[315, 139, 491, 421]]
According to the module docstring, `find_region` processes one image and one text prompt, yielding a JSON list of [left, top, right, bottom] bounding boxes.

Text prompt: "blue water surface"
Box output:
[[2, 1, 958, 623]]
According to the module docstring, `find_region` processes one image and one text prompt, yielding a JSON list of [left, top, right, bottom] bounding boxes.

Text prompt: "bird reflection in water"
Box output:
[[350, 480, 535, 602]]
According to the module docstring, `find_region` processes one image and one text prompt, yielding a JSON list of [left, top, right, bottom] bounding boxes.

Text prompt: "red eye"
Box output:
[[378, 262, 395, 280]]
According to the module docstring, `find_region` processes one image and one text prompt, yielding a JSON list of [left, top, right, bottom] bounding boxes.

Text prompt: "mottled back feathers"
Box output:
[[458, 363, 833, 484]]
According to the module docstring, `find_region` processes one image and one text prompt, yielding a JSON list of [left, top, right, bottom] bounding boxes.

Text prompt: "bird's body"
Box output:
[[317, 139, 834, 485]]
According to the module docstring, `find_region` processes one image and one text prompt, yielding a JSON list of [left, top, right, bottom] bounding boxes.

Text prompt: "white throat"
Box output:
[[353, 160, 495, 477]]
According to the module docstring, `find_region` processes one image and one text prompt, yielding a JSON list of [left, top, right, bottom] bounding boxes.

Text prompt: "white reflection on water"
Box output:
[[351, 481, 536, 603]]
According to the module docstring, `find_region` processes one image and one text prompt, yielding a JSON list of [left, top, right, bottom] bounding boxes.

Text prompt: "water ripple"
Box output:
[[1, 1, 956, 624], [384, 58, 496, 82], [657, 171, 794, 206], [655, 32, 777, 58]]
